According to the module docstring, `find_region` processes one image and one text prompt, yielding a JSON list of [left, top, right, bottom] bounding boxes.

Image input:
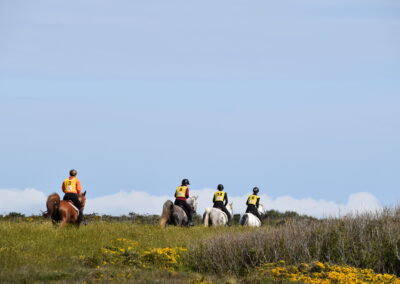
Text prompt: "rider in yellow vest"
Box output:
[[62, 169, 84, 224], [213, 184, 231, 225], [174, 178, 194, 226], [246, 187, 262, 222]]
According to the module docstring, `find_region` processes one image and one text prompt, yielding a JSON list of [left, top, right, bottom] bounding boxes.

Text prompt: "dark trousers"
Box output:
[[246, 205, 262, 221], [174, 199, 193, 222], [63, 193, 82, 209], [213, 202, 231, 221]]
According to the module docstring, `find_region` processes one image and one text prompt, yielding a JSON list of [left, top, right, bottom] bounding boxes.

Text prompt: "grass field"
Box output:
[[1, 208, 400, 283], [0, 221, 245, 283]]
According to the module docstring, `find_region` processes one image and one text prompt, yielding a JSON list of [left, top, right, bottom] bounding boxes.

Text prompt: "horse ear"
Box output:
[[83, 191, 86, 196]]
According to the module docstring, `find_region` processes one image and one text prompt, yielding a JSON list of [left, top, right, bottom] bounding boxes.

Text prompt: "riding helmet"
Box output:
[[217, 184, 224, 191], [253, 187, 259, 194], [182, 179, 190, 186], [70, 169, 77, 177]]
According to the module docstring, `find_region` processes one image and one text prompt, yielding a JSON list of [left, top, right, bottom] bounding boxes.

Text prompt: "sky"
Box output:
[[0, 0, 399, 216]]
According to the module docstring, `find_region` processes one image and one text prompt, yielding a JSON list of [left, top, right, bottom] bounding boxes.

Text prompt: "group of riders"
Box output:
[[58, 170, 263, 226], [175, 178, 262, 226]]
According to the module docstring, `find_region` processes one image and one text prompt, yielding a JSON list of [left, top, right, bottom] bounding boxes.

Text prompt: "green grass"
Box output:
[[0, 221, 246, 283]]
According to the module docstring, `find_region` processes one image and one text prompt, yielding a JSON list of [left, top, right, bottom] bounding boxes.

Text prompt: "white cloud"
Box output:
[[0, 188, 47, 215], [0, 188, 382, 218]]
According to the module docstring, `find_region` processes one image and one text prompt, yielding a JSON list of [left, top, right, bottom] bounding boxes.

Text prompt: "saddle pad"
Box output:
[[67, 201, 79, 214]]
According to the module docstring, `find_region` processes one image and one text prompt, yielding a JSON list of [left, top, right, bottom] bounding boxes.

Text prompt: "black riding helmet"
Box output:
[[253, 187, 259, 194], [217, 184, 224, 191], [181, 179, 190, 186], [70, 169, 77, 177]]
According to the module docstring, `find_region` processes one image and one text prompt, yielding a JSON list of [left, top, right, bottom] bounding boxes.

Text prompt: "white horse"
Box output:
[[203, 203, 233, 227], [240, 204, 265, 227], [160, 196, 199, 228]]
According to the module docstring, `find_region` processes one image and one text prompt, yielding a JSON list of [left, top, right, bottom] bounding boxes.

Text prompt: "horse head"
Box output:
[[258, 203, 265, 216], [188, 195, 198, 214], [79, 191, 87, 208], [227, 202, 233, 215]]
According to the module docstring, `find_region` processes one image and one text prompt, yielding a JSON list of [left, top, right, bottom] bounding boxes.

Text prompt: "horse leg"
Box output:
[[60, 217, 68, 228], [173, 216, 180, 226]]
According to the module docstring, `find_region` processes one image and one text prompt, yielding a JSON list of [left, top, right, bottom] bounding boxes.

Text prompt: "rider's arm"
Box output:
[[186, 188, 190, 198], [76, 179, 82, 194], [256, 197, 260, 208], [62, 181, 66, 193], [213, 195, 216, 203], [224, 193, 228, 206]]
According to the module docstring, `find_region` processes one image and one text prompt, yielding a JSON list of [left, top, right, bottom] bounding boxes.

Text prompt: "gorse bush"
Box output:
[[83, 238, 187, 271], [186, 207, 400, 276], [253, 261, 400, 283]]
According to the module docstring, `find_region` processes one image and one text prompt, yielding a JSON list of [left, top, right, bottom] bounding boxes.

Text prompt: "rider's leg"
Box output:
[[221, 206, 232, 224], [252, 207, 262, 223], [183, 202, 193, 225]]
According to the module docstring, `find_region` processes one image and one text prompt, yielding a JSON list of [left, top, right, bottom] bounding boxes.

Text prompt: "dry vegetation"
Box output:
[[187, 207, 400, 277]]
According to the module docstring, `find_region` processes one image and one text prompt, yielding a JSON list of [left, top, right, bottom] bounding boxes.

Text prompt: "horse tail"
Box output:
[[160, 200, 174, 228], [240, 214, 248, 226], [45, 193, 60, 221], [203, 208, 212, 227]]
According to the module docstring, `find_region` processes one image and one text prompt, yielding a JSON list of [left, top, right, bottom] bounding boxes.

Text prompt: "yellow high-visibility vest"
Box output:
[[64, 178, 78, 194], [214, 191, 226, 202], [247, 194, 260, 205], [175, 186, 188, 198]]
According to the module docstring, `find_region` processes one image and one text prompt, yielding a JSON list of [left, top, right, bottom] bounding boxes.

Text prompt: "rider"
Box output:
[[213, 184, 231, 225], [62, 169, 84, 224], [246, 187, 262, 223], [174, 178, 194, 226]]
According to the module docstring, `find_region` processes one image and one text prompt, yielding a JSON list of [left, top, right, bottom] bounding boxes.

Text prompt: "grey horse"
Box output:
[[240, 204, 265, 227], [160, 196, 198, 228], [203, 203, 233, 227]]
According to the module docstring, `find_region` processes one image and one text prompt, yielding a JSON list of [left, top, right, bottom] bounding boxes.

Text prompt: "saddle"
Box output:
[[176, 204, 186, 213], [67, 201, 79, 215]]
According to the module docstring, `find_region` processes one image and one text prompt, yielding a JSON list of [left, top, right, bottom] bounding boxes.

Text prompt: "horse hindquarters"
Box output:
[[203, 208, 212, 227], [160, 200, 174, 228], [245, 213, 262, 227], [46, 193, 61, 224]]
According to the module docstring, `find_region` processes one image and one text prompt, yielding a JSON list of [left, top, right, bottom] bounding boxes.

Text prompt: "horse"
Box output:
[[44, 191, 86, 227], [159, 196, 198, 228], [203, 203, 233, 227], [240, 204, 265, 227]]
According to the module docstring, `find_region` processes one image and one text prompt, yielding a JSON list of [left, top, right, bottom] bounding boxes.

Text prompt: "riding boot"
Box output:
[[187, 211, 194, 226], [227, 214, 232, 226], [78, 209, 84, 225]]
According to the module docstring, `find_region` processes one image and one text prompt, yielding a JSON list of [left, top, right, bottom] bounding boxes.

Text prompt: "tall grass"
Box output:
[[186, 207, 400, 276]]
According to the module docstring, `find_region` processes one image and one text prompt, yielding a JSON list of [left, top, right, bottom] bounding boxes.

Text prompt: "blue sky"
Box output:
[[0, 0, 399, 209]]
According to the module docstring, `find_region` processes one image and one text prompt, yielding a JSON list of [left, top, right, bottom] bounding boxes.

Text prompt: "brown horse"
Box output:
[[45, 191, 86, 226]]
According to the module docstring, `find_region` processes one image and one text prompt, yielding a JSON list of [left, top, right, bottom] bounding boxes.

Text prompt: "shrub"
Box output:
[[186, 207, 400, 276]]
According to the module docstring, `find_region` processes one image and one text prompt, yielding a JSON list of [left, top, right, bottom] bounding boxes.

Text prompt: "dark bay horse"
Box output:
[[45, 191, 86, 227]]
